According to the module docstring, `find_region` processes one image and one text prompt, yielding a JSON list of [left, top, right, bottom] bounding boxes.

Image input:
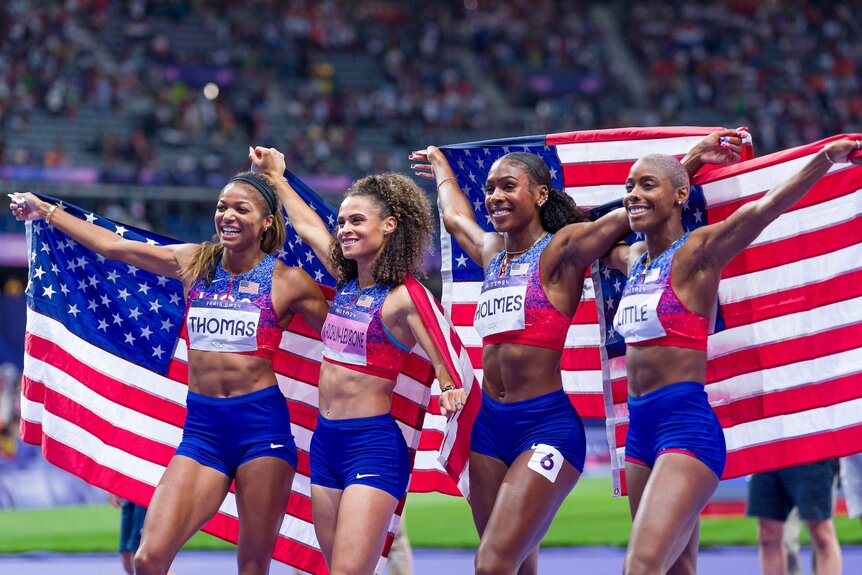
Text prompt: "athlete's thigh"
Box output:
[[234, 457, 296, 563], [627, 452, 718, 570], [311, 485, 343, 566], [138, 455, 232, 560], [480, 448, 580, 561], [329, 484, 401, 574], [625, 460, 652, 520], [469, 451, 510, 536]]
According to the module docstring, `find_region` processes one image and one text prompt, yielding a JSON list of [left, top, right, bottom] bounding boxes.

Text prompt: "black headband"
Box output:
[[229, 174, 278, 215]]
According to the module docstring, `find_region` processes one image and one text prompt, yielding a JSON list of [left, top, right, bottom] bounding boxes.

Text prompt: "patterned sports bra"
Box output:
[[182, 255, 283, 359], [613, 233, 709, 351], [475, 233, 572, 351], [321, 280, 410, 380]]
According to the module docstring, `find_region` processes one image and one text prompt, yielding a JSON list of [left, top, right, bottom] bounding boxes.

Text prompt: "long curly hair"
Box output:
[[329, 173, 433, 287], [179, 171, 287, 285], [498, 152, 589, 231]]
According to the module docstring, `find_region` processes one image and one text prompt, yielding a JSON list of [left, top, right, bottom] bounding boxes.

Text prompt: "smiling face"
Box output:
[[623, 157, 689, 234], [214, 183, 273, 250], [335, 194, 396, 266], [484, 159, 546, 233]]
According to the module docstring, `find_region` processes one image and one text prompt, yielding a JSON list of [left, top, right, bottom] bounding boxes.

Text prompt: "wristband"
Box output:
[[45, 204, 58, 225], [440, 384, 457, 393]]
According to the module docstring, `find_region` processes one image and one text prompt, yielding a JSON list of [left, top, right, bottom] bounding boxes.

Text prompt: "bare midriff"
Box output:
[[625, 345, 707, 397], [317, 361, 397, 420], [187, 350, 277, 397], [481, 342, 563, 402]]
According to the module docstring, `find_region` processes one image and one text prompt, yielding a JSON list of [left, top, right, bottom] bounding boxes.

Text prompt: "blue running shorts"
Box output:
[[175, 385, 298, 477], [625, 381, 726, 478], [310, 413, 411, 500], [470, 388, 586, 473]]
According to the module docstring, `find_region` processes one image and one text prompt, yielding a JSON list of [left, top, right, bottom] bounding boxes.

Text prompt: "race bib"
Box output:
[[613, 289, 666, 343], [527, 443, 563, 483], [474, 276, 527, 338], [187, 299, 261, 352], [321, 305, 371, 366]]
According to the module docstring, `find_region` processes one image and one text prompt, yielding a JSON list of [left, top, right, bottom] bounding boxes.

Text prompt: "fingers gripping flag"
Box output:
[[19, 183, 477, 574]]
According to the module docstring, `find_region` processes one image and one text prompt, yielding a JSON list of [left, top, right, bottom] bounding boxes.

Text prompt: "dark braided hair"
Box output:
[[498, 152, 589, 231], [329, 173, 433, 288]]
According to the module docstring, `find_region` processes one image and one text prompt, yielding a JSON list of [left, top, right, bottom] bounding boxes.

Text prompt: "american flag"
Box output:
[[438, 127, 862, 497], [599, 135, 862, 495], [19, 177, 478, 574], [438, 127, 722, 419]]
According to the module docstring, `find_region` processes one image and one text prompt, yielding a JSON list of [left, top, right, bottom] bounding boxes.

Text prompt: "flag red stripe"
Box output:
[[570, 394, 604, 420], [723, 423, 862, 478], [719, 269, 862, 329], [712, 372, 862, 428], [408, 469, 461, 495], [706, 167, 862, 226], [692, 134, 862, 187], [561, 161, 643, 188], [706, 323, 862, 384], [21, 377, 177, 466], [26, 333, 187, 427], [722, 218, 862, 279]]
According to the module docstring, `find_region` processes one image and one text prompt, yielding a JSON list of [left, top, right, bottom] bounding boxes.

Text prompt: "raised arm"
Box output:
[[700, 139, 861, 270], [411, 146, 502, 266], [250, 146, 337, 277], [9, 193, 193, 279]]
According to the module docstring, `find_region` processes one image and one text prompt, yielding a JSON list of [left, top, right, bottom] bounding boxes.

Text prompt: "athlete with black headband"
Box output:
[[9, 172, 329, 575]]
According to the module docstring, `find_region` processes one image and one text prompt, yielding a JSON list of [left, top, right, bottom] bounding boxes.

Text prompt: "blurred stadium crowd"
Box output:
[[0, 0, 860, 237]]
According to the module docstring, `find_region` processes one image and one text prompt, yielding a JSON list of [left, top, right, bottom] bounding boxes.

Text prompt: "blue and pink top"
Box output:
[[474, 233, 572, 351], [321, 280, 410, 380], [613, 233, 709, 351], [182, 254, 284, 359]]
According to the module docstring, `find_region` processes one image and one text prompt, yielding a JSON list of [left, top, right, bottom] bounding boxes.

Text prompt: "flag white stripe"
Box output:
[[454, 324, 601, 348], [724, 397, 862, 451], [747, 188, 862, 248], [708, 295, 862, 358], [451, 279, 596, 303], [707, 347, 862, 406], [555, 136, 706, 163], [24, 354, 181, 446], [702, 154, 855, 206], [717, 244, 862, 304], [27, 310, 187, 405]]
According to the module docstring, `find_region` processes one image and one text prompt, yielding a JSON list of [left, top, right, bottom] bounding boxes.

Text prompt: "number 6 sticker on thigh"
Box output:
[[527, 443, 563, 483]]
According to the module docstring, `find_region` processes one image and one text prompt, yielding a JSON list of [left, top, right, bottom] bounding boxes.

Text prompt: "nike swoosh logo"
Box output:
[[270, 443, 285, 449], [355, 473, 379, 479]]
